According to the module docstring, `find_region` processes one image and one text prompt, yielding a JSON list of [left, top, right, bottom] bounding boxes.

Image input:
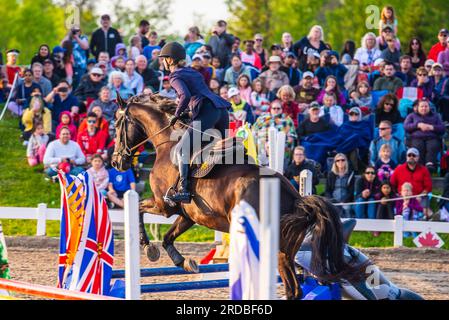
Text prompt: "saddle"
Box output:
[[190, 137, 252, 178]]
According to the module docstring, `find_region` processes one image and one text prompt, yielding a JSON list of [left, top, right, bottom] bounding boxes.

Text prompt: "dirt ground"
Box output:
[[4, 237, 449, 300]]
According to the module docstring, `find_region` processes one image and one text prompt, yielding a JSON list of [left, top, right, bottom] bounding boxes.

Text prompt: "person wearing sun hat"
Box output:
[[259, 55, 289, 94], [73, 66, 106, 106], [1, 49, 21, 86]]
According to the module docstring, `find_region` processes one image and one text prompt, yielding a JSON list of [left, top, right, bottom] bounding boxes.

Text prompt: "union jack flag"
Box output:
[[58, 171, 114, 296]]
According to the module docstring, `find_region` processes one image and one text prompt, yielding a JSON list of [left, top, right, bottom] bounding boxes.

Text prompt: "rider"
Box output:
[[159, 42, 230, 203]]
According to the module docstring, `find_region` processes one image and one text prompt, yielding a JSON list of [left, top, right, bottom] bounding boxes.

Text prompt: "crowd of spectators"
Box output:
[[1, 7, 449, 222]]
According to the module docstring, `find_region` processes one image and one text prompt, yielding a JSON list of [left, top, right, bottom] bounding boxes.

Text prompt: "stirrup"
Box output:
[[163, 186, 177, 207], [170, 191, 192, 204]]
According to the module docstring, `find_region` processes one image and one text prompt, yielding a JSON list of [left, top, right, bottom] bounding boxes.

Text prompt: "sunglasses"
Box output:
[[87, 120, 96, 124], [407, 154, 417, 158], [379, 127, 391, 130], [365, 171, 375, 175], [335, 159, 346, 163], [255, 39, 263, 42], [440, 34, 448, 37], [92, 74, 102, 77], [349, 112, 359, 116]]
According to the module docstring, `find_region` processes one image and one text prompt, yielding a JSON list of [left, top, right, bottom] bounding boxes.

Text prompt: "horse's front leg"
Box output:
[[139, 199, 162, 262], [162, 215, 198, 272]]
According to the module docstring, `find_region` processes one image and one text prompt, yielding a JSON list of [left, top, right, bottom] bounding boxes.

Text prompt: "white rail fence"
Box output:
[[1, 205, 449, 247]]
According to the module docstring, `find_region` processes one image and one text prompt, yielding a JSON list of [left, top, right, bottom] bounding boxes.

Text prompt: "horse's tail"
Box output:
[[294, 196, 370, 283]]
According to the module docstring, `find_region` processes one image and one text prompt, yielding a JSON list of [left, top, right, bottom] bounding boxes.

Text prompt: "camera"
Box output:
[[58, 87, 69, 93], [71, 28, 80, 36]]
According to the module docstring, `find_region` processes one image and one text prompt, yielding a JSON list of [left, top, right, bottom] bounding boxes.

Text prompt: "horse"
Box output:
[[111, 93, 368, 300]]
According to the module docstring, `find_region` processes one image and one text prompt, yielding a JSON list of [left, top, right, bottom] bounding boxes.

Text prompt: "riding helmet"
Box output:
[[159, 42, 186, 63]]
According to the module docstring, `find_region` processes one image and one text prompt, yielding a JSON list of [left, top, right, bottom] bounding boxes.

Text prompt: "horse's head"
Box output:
[[111, 91, 179, 171]]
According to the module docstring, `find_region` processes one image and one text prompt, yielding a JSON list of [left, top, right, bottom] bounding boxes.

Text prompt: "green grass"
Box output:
[[1, 110, 448, 248]]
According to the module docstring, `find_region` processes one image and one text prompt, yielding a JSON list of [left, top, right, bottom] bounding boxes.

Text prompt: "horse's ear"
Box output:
[[116, 90, 126, 109]]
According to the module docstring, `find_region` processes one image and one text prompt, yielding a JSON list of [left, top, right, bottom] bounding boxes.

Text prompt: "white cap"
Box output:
[[228, 87, 240, 98], [303, 71, 314, 78], [90, 67, 104, 75], [268, 55, 282, 63]]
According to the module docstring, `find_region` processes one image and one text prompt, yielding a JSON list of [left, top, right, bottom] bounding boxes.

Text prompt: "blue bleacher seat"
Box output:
[[371, 90, 389, 109]]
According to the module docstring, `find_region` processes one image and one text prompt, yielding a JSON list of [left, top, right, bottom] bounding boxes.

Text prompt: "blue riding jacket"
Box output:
[[169, 67, 230, 118]]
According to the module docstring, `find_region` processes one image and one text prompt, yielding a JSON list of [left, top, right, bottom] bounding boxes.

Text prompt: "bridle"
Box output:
[[113, 108, 172, 158]]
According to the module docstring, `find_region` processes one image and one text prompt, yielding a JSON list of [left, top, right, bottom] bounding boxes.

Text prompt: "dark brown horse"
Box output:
[[111, 93, 367, 300]]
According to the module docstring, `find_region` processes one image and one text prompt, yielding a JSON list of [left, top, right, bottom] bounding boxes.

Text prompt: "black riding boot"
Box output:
[[171, 163, 191, 203]]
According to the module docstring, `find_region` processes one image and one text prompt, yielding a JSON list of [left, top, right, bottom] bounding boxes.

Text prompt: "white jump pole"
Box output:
[[124, 190, 141, 300], [259, 178, 280, 300]]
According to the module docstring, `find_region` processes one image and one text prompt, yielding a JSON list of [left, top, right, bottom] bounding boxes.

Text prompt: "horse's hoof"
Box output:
[[144, 243, 160, 262], [183, 258, 199, 273]]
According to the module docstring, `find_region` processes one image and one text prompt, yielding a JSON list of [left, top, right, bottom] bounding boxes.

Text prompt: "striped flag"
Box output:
[[58, 171, 114, 296], [229, 200, 260, 300]]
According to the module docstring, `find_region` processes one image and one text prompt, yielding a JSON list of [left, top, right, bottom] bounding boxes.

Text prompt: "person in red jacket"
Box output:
[[390, 147, 432, 207], [77, 112, 107, 163], [428, 29, 448, 62]]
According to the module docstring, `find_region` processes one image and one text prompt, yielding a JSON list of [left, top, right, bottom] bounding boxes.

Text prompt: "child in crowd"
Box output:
[[350, 81, 373, 113], [211, 57, 224, 83], [128, 35, 142, 61], [55, 111, 77, 141], [395, 182, 424, 220], [159, 76, 177, 99], [319, 93, 344, 127], [209, 78, 221, 95], [26, 122, 49, 167], [237, 74, 252, 103], [219, 85, 228, 100], [250, 78, 271, 117], [375, 181, 397, 220], [107, 167, 136, 209], [375, 144, 397, 181], [87, 154, 109, 197]]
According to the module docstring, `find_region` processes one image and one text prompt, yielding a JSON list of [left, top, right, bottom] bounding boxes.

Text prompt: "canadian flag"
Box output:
[[413, 230, 444, 248]]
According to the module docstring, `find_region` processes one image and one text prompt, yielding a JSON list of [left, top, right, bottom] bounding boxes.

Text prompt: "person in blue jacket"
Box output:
[[159, 42, 231, 203], [315, 51, 348, 89]]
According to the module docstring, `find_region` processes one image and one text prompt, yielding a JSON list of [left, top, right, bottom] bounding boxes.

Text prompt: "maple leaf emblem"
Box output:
[[417, 232, 440, 247]]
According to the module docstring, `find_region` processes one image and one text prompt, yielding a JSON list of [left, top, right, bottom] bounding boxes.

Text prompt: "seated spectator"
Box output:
[[113, 56, 126, 72], [375, 93, 402, 126], [259, 56, 289, 95], [43, 126, 85, 177], [159, 76, 177, 99], [237, 74, 252, 103], [77, 112, 108, 163], [354, 165, 380, 219], [79, 105, 109, 139], [370, 120, 406, 164], [316, 75, 347, 106], [292, 25, 327, 69], [240, 39, 262, 70], [74, 67, 106, 108], [375, 181, 397, 221], [55, 111, 77, 141], [88, 86, 118, 123], [123, 59, 144, 94], [31, 62, 52, 97], [390, 147, 432, 207], [2, 49, 21, 87], [410, 66, 434, 100], [431, 63, 447, 101], [108, 71, 134, 100], [375, 144, 396, 182], [323, 153, 355, 218], [128, 35, 142, 61], [87, 154, 109, 197], [209, 78, 221, 95], [219, 85, 229, 101], [45, 80, 80, 127], [396, 55, 416, 86], [211, 56, 225, 84], [373, 61, 403, 93], [224, 54, 251, 86], [190, 54, 211, 85], [110, 43, 127, 67], [31, 44, 51, 66], [428, 28, 449, 63], [8, 69, 41, 116], [424, 59, 435, 74], [250, 78, 271, 116], [395, 182, 426, 222], [252, 99, 297, 160], [297, 102, 331, 137], [284, 146, 319, 194], [21, 94, 52, 141], [436, 173, 449, 222], [315, 50, 347, 89], [293, 71, 320, 112], [184, 26, 205, 59], [380, 35, 401, 67], [377, 25, 400, 51], [404, 99, 445, 171], [277, 85, 300, 127], [142, 31, 162, 62], [437, 39, 449, 75], [42, 59, 61, 88], [354, 32, 382, 71], [227, 87, 254, 125], [407, 38, 426, 71], [135, 55, 161, 91], [107, 167, 136, 208], [319, 92, 344, 127], [349, 81, 372, 111], [282, 52, 301, 87], [26, 122, 49, 167]]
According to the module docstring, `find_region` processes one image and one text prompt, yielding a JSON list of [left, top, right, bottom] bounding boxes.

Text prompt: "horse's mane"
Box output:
[[127, 93, 177, 115]]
